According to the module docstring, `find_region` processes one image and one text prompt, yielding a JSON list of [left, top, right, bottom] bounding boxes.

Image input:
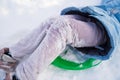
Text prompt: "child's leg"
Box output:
[[15, 17, 73, 80], [14, 16, 104, 80], [9, 18, 56, 60]]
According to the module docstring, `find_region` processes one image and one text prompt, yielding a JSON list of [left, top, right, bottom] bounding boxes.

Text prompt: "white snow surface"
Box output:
[[0, 0, 120, 80]]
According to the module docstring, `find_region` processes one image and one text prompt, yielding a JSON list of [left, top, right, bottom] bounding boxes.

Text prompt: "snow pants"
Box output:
[[9, 16, 103, 80]]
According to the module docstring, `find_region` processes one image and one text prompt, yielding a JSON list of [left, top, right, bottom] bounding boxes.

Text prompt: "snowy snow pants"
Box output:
[[9, 16, 103, 80]]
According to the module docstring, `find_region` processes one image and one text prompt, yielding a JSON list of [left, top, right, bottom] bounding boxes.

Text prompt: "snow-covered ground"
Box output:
[[0, 0, 120, 80]]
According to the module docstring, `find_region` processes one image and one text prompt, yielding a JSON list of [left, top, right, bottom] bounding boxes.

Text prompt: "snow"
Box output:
[[0, 0, 120, 80]]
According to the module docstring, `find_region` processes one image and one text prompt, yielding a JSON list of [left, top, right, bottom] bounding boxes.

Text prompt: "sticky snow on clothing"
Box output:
[[9, 15, 103, 80]]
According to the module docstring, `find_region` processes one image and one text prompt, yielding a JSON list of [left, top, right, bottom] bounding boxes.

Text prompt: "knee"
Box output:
[[47, 17, 73, 44]]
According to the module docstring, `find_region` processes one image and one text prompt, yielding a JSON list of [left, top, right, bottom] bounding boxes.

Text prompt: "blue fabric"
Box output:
[[60, 0, 120, 60], [102, 0, 120, 8], [101, 0, 120, 22]]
